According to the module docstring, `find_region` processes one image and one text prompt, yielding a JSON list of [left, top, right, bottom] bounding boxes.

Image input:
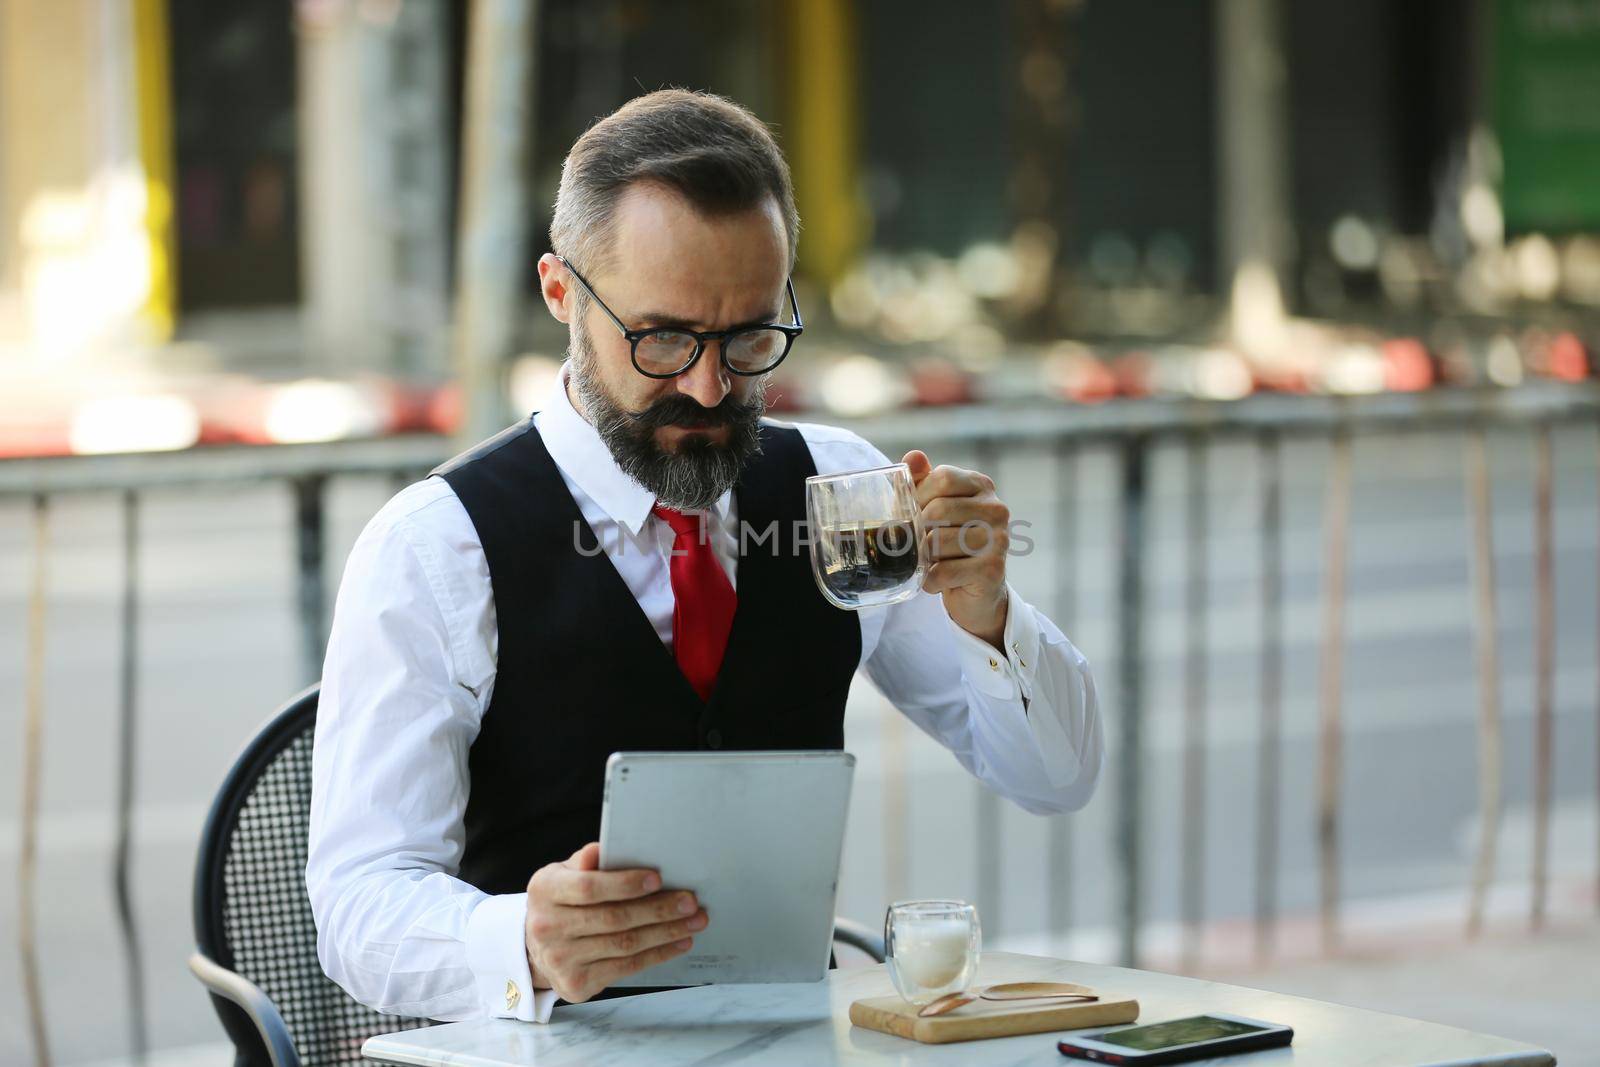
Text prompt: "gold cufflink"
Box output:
[[505, 979, 520, 1012], [988, 658, 999, 670]]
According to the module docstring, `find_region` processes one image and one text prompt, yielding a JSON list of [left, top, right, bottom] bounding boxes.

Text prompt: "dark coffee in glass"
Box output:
[[805, 464, 926, 610]]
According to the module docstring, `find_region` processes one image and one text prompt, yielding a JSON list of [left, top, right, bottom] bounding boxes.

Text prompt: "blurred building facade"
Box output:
[[0, 0, 1595, 377], [0, 0, 176, 359]]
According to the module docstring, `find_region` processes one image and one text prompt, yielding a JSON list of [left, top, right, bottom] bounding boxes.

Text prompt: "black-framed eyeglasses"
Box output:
[[557, 255, 803, 379]]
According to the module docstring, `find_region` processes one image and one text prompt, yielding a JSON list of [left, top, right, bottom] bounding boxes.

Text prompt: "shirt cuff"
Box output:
[[464, 892, 558, 1023], [945, 583, 1041, 703]]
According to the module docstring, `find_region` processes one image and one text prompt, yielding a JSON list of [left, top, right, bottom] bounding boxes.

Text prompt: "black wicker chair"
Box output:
[[190, 686, 431, 1067], [191, 685, 885, 1067]]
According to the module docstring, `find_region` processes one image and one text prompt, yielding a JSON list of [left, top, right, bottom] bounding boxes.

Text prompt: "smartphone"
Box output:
[[1058, 1012, 1293, 1064]]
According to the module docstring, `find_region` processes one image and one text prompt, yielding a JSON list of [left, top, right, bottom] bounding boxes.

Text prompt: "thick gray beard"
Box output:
[[569, 319, 767, 512]]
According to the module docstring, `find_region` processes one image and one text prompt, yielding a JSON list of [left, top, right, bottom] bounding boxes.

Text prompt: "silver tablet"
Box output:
[[597, 750, 855, 987]]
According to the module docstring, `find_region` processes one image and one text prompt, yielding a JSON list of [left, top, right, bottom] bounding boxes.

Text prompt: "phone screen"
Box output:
[[1095, 1016, 1269, 1051]]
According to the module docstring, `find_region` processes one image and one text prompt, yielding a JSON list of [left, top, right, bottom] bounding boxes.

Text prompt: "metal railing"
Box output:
[[836, 382, 1597, 965], [5, 383, 1598, 1062], [5, 435, 446, 1066]]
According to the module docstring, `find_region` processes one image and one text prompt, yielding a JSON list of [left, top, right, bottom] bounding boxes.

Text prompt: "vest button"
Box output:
[[705, 728, 724, 749]]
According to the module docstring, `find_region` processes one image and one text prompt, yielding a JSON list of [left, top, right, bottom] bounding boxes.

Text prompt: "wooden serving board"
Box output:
[[849, 990, 1139, 1045]]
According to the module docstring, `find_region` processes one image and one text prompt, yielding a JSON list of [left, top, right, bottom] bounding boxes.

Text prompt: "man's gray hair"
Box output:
[[549, 89, 800, 278]]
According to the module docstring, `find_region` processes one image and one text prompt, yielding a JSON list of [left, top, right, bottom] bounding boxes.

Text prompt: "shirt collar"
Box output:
[[536, 362, 733, 538]]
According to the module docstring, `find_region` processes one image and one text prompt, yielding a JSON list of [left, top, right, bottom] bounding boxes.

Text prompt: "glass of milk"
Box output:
[[883, 900, 981, 1006]]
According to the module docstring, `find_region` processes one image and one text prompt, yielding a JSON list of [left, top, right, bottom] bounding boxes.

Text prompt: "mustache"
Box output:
[[627, 392, 764, 431]]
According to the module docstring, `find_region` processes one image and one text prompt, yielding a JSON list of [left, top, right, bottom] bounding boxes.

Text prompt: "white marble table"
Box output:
[[361, 951, 1556, 1067]]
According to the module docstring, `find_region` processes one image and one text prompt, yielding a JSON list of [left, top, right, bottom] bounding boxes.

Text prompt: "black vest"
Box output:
[[434, 418, 862, 895]]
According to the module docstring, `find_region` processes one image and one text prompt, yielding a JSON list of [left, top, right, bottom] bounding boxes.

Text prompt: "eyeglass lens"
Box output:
[[634, 328, 789, 375]]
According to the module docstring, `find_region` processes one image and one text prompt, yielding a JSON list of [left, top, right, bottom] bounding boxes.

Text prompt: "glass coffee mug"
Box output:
[[805, 463, 927, 610], [883, 900, 981, 1006]]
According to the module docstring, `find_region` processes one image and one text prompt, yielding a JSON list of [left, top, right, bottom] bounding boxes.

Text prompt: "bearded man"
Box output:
[[308, 89, 1102, 1024]]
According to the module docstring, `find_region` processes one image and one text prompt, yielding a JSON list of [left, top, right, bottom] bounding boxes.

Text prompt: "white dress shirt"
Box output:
[[307, 365, 1103, 1024]]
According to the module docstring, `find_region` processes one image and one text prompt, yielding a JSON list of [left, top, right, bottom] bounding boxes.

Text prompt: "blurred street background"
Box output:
[[2, 1, 1599, 1065]]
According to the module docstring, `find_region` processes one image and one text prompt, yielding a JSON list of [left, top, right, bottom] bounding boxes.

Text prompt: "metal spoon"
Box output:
[[917, 992, 976, 1017], [915, 982, 1099, 1017], [979, 981, 1098, 1002]]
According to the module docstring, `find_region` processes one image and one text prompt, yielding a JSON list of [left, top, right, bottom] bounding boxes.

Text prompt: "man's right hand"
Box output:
[[523, 842, 708, 1004]]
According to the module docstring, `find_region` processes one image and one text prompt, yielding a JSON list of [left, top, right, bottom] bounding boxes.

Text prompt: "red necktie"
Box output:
[[653, 504, 737, 701]]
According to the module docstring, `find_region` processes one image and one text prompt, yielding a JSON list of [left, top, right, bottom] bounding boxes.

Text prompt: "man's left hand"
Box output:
[[903, 449, 1010, 649]]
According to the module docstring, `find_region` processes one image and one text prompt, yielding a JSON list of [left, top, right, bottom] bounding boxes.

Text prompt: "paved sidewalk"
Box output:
[[1197, 922, 1600, 1066], [993, 880, 1598, 1066], [66, 1043, 233, 1067]]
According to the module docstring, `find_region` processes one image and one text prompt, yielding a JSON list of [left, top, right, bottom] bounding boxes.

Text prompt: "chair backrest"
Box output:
[[193, 685, 429, 1067]]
